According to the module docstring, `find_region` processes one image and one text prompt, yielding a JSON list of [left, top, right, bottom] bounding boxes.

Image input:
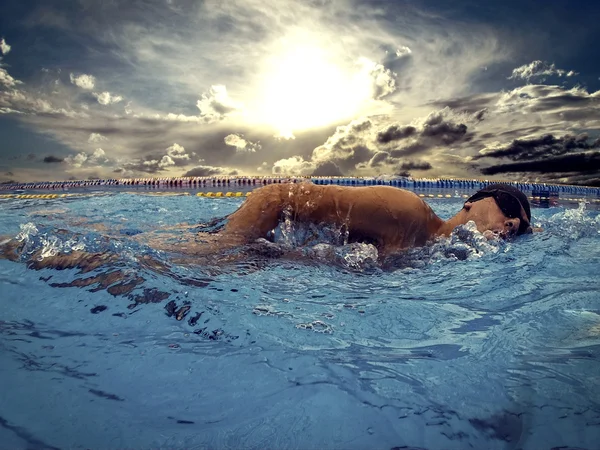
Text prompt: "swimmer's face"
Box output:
[[464, 197, 531, 238]]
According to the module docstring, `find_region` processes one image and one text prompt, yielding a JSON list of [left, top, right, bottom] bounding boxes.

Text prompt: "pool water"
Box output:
[[0, 191, 599, 450]]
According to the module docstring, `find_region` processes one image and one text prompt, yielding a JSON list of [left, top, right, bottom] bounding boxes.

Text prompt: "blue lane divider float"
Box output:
[[1, 176, 599, 200]]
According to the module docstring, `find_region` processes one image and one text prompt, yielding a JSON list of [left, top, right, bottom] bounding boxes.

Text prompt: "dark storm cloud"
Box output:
[[421, 115, 467, 144], [376, 125, 416, 143], [312, 161, 343, 176], [182, 166, 228, 177], [481, 152, 600, 175], [399, 160, 432, 171], [43, 155, 64, 163], [476, 133, 600, 161], [26, 153, 36, 160]]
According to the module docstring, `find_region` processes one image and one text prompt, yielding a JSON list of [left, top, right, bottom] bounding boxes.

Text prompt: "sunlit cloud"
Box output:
[[0, 68, 22, 88], [0, 37, 11, 55], [508, 60, 578, 82], [88, 132, 108, 143], [224, 134, 261, 153], [197, 85, 244, 123], [69, 73, 96, 90], [93, 91, 123, 105], [166, 143, 190, 161]]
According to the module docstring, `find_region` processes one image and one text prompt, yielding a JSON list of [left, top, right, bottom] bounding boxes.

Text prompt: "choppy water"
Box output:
[[0, 191, 599, 450]]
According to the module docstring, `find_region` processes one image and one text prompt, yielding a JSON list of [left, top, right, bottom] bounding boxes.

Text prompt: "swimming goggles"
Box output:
[[466, 189, 531, 235]]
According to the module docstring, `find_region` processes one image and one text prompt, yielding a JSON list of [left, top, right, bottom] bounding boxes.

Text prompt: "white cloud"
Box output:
[[224, 134, 261, 152], [395, 46, 412, 58], [64, 152, 88, 168], [69, 73, 96, 90], [158, 155, 175, 168], [508, 60, 578, 81], [64, 148, 109, 168], [0, 89, 84, 117], [0, 68, 22, 88], [357, 57, 397, 99], [166, 143, 190, 160], [0, 38, 11, 55], [93, 91, 123, 105], [164, 112, 201, 122], [88, 132, 108, 143], [196, 85, 244, 122], [272, 156, 315, 175], [89, 148, 108, 164]]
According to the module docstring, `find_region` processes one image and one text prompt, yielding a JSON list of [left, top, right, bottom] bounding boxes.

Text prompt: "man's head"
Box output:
[[463, 184, 532, 237]]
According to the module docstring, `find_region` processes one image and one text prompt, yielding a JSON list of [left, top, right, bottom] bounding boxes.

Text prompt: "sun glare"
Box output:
[[254, 45, 372, 138]]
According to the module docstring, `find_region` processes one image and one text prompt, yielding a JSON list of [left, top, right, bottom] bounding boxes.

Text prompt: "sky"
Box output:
[[1, 0, 600, 185]]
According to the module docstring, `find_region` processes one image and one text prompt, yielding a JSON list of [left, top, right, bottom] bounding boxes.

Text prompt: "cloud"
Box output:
[[114, 143, 192, 174], [376, 125, 417, 144], [0, 38, 11, 55], [158, 155, 175, 168], [272, 156, 315, 175], [166, 143, 190, 160], [90, 148, 108, 164], [481, 152, 600, 177], [357, 57, 397, 99], [197, 85, 244, 122], [69, 73, 96, 90], [395, 46, 412, 58], [0, 68, 22, 88], [43, 155, 64, 163], [306, 109, 469, 176], [508, 60, 578, 82], [182, 165, 230, 177], [476, 133, 600, 161], [477, 133, 600, 185], [496, 85, 599, 117], [399, 160, 432, 171], [224, 134, 261, 152], [0, 88, 85, 116], [312, 161, 343, 176], [64, 148, 109, 168], [93, 91, 123, 105], [64, 152, 88, 168], [88, 132, 108, 143]]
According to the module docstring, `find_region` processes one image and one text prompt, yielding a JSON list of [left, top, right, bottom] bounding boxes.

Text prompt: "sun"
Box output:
[[253, 45, 372, 138]]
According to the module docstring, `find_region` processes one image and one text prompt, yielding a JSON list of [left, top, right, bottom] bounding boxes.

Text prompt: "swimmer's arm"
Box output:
[[223, 184, 286, 242], [0, 236, 119, 271]]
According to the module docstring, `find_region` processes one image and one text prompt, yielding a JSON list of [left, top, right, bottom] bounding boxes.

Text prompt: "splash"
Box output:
[[384, 221, 505, 270], [13, 222, 87, 261], [306, 242, 379, 271], [545, 200, 600, 239]]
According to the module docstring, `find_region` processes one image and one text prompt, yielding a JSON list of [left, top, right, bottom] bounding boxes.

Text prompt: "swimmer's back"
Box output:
[[223, 182, 443, 253]]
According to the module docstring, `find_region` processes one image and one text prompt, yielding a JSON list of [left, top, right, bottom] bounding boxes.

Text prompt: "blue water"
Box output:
[[0, 191, 599, 450]]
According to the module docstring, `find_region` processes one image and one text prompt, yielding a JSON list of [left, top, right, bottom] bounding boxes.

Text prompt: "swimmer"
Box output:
[[0, 182, 532, 271], [220, 182, 533, 257]]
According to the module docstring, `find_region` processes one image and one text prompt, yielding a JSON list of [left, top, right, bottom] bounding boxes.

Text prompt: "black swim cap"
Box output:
[[467, 183, 531, 223]]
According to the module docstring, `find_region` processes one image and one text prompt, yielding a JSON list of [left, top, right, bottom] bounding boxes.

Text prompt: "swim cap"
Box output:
[[466, 183, 531, 225]]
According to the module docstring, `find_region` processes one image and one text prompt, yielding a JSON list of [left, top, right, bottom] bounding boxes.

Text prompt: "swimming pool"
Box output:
[[0, 186, 599, 449]]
